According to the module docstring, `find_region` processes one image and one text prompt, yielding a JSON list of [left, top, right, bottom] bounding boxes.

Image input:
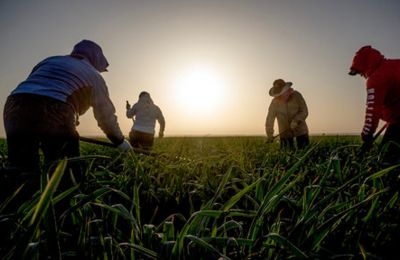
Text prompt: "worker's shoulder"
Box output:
[[368, 60, 400, 86], [40, 55, 93, 69], [153, 103, 162, 109], [292, 90, 305, 98]]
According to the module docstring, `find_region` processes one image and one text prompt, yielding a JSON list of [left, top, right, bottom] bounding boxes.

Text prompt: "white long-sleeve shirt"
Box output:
[[126, 99, 165, 134]]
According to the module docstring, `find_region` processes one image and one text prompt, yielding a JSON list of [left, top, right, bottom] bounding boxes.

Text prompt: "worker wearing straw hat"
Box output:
[[265, 79, 310, 149]]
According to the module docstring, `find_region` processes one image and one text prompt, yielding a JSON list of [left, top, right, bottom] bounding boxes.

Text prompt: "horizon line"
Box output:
[[0, 132, 361, 139]]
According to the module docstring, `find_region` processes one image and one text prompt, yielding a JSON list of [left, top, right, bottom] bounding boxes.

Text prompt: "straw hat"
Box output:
[[269, 79, 293, 97]]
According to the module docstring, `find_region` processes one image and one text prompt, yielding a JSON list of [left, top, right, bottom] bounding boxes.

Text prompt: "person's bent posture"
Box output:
[[265, 79, 310, 150], [3, 39, 131, 197], [349, 45, 400, 165]]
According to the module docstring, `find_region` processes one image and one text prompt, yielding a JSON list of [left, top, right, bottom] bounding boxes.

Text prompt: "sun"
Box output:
[[174, 67, 226, 114]]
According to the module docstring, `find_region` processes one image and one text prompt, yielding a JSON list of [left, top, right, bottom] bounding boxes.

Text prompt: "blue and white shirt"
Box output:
[[11, 55, 124, 144]]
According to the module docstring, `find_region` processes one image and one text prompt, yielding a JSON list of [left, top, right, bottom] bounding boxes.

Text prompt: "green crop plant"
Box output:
[[0, 136, 399, 259]]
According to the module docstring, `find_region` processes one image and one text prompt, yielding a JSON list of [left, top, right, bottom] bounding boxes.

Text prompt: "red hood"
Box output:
[[350, 46, 385, 77]]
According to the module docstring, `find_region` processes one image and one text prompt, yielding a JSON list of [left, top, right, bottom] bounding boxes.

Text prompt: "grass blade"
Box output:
[[30, 159, 67, 226], [265, 233, 308, 259]]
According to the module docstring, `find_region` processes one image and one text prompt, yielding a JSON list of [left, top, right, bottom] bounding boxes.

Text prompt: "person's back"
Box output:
[[2, 39, 131, 202], [7, 40, 126, 145], [126, 91, 165, 150], [130, 99, 164, 134], [368, 59, 400, 124], [12, 55, 104, 114]]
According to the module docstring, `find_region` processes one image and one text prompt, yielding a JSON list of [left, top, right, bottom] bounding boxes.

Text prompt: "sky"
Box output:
[[1, 0, 400, 137]]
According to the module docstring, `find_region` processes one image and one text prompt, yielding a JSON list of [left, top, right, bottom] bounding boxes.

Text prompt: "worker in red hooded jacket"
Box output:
[[349, 45, 400, 165]]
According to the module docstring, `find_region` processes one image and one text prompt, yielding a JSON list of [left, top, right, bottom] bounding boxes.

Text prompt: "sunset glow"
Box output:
[[1, 1, 400, 136], [174, 67, 226, 115]]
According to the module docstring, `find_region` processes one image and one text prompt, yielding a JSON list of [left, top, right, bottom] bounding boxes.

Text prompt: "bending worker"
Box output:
[[265, 79, 310, 149], [349, 45, 400, 165], [3, 39, 132, 181]]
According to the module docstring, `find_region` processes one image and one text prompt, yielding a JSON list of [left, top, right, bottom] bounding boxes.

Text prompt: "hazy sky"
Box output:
[[1, 0, 400, 137]]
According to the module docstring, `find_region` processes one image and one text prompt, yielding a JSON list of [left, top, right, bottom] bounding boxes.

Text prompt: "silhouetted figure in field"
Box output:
[[349, 44, 400, 260], [2, 40, 132, 200], [349, 46, 400, 165], [265, 79, 309, 150], [126, 91, 165, 151]]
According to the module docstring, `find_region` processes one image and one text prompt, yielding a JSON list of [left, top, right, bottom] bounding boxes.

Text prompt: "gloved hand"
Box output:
[[290, 120, 298, 130], [126, 100, 131, 110], [361, 132, 373, 144], [266, 137, 274, 143], [359, 132, 374, 155], [117, 139, 133, 151], [159, 131, 164, 138]]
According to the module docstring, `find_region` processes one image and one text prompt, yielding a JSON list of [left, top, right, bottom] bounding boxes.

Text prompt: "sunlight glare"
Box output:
[[174, 67, 226, 114]]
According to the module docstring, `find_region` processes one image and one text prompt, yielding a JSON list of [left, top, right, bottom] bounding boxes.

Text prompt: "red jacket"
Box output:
[[350, 46, 400, 136]]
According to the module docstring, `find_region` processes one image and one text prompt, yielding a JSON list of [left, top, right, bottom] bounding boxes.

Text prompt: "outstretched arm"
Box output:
[[265, 102, 276, 138], [361, 82, 385, 140], [91, 79, 125, 145]]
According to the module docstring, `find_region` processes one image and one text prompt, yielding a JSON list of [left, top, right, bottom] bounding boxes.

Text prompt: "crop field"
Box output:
[[0, 136, 400, 259]]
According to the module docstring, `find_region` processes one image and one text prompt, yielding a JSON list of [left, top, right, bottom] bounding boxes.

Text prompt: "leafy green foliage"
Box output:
[[1, 136, 400, 259]]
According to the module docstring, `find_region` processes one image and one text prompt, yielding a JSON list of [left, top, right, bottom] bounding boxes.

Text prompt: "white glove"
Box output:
[[117, 139, 133, 151], [290, 121, 298, 130]]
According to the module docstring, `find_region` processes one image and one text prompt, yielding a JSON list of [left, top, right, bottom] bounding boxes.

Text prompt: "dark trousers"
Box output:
[[3, 94, 81, 200], [280, 134, 310, 150], [129, 129, 154, 150], [380, 122, 400, 165]]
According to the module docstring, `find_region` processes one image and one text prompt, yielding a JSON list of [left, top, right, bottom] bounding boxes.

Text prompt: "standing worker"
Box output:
[[265, 79, 310, 149], [126, 91, 165, 151], [3, 39, 132, 188], [349, 45, 400, 165]]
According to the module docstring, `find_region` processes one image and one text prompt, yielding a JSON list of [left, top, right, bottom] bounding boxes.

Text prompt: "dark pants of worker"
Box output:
[[129, 130, 154, 150], [280, 134, 310, 150], [380, 122, 400, 165], [2, 94, 81, 202]]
